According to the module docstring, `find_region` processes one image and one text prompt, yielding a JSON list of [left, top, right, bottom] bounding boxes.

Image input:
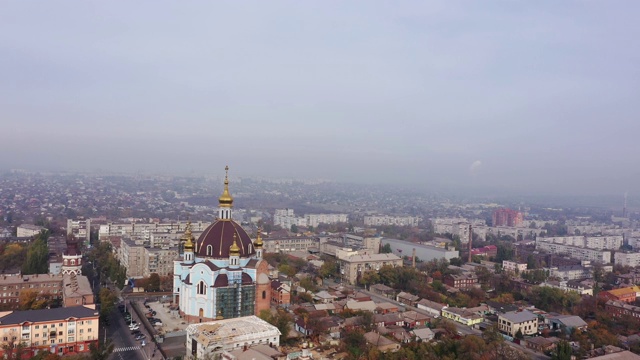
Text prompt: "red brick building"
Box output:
[[492, 208, 524, 227], [598, 288, 637, 303]]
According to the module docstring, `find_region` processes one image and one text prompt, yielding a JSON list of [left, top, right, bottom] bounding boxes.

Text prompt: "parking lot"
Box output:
[[147, 300, 189, 332]]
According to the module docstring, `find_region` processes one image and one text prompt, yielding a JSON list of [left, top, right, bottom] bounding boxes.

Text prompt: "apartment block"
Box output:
[[536, 240, 611, 263], [66, 218, 91, 244], [0, 306, 99, 357], [615, 252, 640, 267], [338, 253, 403, 285], [364, 215, 420, 227], [262, 236, 318, 253], [16, 224, 46, 238], [539, 236, 623, 250], [503, 261, 528, 273], [492, 208, 524, 227], [498, 310, 538, 337]]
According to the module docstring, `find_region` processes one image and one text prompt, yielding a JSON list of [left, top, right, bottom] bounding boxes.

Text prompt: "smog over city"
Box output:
[[1, 2, 639, 198], [4, 3, 640, 360]]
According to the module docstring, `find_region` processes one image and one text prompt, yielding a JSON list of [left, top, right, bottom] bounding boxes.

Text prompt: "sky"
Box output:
[[1, 1, 639, 196]]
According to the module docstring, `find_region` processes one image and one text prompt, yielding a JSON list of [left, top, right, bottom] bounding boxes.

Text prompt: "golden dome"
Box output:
[[229, 233, 240, 255], [218, 165, 234, 208], [254, 228, 263, 248], [183, 221, 195, 251]]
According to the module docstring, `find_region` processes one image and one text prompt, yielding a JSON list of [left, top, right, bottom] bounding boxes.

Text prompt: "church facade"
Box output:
[[173, 167, 271, 323]]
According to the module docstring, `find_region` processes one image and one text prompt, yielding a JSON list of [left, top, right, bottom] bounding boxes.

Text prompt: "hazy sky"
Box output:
[[1, 1, 639, 195]]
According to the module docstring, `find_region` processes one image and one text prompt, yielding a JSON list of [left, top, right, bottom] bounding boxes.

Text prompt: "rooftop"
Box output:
[[186, 316, 280, 348], [0, 306, 98, 324], [500, 310, 538, 323]]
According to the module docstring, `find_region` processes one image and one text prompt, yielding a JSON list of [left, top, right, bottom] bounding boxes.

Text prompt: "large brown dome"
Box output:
[[195, 219, 256, 259]]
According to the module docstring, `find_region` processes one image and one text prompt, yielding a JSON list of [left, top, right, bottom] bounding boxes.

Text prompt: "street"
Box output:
[[106, 302, 160, 360]]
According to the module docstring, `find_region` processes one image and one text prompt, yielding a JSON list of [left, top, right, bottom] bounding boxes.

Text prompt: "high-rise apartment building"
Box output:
[[492, 208, 524, 227]]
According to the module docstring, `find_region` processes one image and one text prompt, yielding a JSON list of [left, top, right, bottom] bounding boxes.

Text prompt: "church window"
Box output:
[[70, 260, 75, 265], [262, 291, 266, 300], [206, 245, 213, 256], [197, 281, 206, 295]]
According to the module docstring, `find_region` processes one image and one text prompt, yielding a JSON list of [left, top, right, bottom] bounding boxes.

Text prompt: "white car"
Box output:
[[129, 324, 139, 330]]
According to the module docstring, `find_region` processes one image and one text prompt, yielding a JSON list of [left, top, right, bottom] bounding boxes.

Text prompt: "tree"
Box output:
[[1, 329, 25, 360], [19, 289, 49, 310], [98, 288, 116, 323], [380, 243, 392, 253], [552, 340, 572, 360], [259, 309, 292, 339], [515, 329, 524, 340], [290, 224, 298, 233], [22, 230, 49, 274], [88, 338, 114, 360], [319, 260, 338, 279], [147, 273, 161, 292], [359, 270, 380, 288]]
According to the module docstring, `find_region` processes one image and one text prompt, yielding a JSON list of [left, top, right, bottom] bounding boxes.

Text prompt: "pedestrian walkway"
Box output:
[[113, 346, 141, 352]]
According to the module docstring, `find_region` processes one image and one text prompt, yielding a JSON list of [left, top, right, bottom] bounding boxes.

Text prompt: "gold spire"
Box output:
[[218, 165, 234, 208], [183, 221, 194, 251], [254, 228, 263, 248], [229, 233, 240, 255]]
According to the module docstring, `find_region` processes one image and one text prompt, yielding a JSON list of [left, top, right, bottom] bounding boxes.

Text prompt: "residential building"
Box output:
[[118, 238, 146, 278], [370, 284, 394, 298], [62, 274, 94, 307], [270, 280, 290, 307], [305, 213, 348, 227], [521, 337, 559, 353], [364, 215, 420, 227], [605, 300, 640, 323], [536, 240, 611, 263], [441, 307, 483, 326], [0, 305, 99, 358], [538, 236, 623, 251], [492, 208, 524, 227], [498, 310, 538, 337], [416, 299, 447, 318], [173, 170, 271, 323], [262, 236, 318, 253], [548, 263, 613, 281], [273, 209, 307, 230], [337, 253, 403, 285], [143, 247, 178, 277], [539, 280, 593, 296], [443, 273, 479, 289], [185, 316, 280, 359], [599, 288, 637, 303], [615, 252, 640, 267], [502, 260, 527, 274], [396, 292, 420, 307], [547, 315, 588, 333], [66, 218, 91, 244], [364, 331, 401, 352], [99, 220, 209, 244], [401, 311, 431, 329], [16, 224, 45, 238], [0, 274, 63, 309], [381, 238, 459, 262]]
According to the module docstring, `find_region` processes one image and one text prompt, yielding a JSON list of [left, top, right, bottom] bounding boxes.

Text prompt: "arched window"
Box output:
[[206, 245, 213, 256], [199, 308, 204, 317], [70, 259, 75, 265], [197, 281, 206, 295], [262, 291, 266, 300]]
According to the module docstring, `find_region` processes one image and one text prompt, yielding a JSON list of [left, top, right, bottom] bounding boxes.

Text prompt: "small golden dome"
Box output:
[[183, 221, 195, 251], [218, 165, 234, 208], [229, 233, 240, 255], [254, 228, 263, 248]]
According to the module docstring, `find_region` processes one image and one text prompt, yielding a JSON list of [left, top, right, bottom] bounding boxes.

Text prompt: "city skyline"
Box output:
[[2, 2, 639, 195]]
